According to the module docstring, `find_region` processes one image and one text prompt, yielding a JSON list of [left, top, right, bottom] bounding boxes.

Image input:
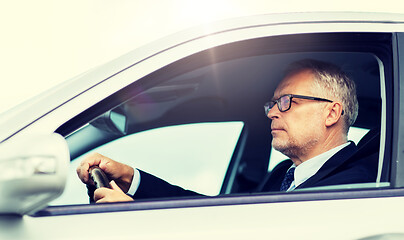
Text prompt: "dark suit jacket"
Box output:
[[257, 142, 378, 192], [132, 142, 378, 199]]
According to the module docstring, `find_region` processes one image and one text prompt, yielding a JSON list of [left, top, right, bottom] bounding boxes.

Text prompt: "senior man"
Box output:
[[77, 59, 377, 203]]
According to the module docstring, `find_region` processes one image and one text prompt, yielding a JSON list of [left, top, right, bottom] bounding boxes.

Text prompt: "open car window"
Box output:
[[54, 32, 391, 207]]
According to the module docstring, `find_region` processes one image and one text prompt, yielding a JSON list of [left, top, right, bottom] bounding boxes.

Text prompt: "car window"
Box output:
[[51, 122, 244, 205]]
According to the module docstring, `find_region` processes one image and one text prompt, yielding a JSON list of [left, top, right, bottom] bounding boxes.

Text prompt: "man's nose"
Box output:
[[267, 105, 280, 119]]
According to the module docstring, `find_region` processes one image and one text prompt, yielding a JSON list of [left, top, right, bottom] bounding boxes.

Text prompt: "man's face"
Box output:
[[268, 70, 327, 160]]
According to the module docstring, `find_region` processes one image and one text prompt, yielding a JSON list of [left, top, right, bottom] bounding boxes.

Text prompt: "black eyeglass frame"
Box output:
[[264, 94, 335, 115]]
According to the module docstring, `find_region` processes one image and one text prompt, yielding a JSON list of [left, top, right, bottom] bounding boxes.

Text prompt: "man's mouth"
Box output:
[[271, 124, 285, 134], [271, 128, 284, 133]]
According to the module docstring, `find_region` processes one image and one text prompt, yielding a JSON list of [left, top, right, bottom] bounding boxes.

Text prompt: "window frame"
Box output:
[[33, 187, 404, 217], [391, 32, 404, 188], [47, 31, 397, 216]]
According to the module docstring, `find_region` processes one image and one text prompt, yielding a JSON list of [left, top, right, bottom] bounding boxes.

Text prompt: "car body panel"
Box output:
[[1, 195, 404, 240]]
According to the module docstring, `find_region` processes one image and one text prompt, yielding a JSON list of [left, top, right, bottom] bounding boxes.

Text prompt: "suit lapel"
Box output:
[[295, 142, 357, 189]]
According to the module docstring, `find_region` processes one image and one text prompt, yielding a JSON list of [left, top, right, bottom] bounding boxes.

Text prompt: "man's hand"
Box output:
[[76, 152, 134, 193], [94, 180, 134, 203]]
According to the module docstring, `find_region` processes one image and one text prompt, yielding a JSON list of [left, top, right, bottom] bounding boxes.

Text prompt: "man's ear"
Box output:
[[325, 102, 343, 127]]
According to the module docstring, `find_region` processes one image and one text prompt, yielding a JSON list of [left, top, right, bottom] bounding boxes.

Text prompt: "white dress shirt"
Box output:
[[127, 168, 141, 196]]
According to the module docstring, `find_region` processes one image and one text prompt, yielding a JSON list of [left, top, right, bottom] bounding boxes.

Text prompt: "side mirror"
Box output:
[[0, 133, 69, 215], [90, 110, 128, 135]]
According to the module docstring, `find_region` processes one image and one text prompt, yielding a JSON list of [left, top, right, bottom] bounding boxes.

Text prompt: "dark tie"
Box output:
[[280, 167, 295, 191]]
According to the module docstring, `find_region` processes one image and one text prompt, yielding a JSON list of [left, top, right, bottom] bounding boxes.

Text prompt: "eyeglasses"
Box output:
[[264, 94, 334, 115]]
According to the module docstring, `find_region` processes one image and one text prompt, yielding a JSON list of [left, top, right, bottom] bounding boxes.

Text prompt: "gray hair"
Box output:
[[285, 59, 359, 133]]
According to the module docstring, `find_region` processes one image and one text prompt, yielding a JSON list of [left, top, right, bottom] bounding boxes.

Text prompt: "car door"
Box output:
[[1, 13, 404, 240]]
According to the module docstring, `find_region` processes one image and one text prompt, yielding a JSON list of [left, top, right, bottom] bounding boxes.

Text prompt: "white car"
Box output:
[[1, 12, 404, 240]]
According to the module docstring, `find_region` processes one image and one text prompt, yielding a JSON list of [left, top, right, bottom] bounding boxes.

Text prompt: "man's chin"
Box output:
[[272, 144, 295, 159], [272, 139, 288, 152]]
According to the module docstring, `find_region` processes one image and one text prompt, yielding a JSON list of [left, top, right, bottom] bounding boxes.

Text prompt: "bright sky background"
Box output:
[[1, 0, 404, 114]]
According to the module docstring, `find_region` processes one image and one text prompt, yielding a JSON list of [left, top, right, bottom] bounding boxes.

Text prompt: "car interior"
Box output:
[[55, 32, 392, 205]]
